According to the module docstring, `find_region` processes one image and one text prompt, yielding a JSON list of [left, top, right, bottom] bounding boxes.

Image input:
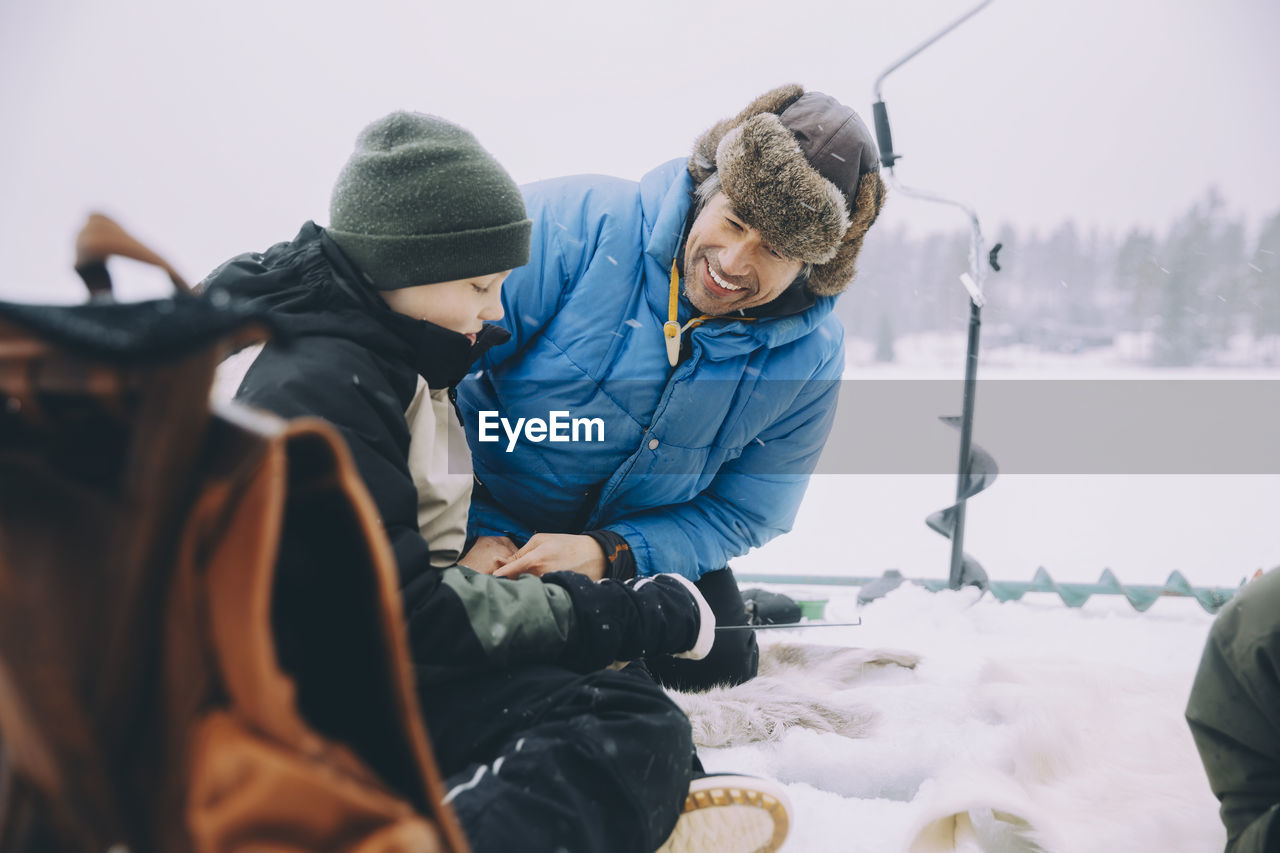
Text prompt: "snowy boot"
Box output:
[[655, 774, 792, 853]]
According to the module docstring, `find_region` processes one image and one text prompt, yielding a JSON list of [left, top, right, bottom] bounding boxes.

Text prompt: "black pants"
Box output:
[[646, 567, 759, 692], [418, 663, 695, 853]]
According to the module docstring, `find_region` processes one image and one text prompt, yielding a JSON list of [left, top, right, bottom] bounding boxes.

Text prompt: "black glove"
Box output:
[[542, 572, 715, 672]]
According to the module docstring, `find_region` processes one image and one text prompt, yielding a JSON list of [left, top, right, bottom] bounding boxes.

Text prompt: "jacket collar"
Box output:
[[209, 222, 507, 391]]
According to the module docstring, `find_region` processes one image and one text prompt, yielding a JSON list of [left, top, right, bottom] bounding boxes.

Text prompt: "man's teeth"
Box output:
[[708, 263, 744, 291]]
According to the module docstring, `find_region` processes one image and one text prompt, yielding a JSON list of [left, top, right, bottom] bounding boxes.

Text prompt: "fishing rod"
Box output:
[[871, 0, 1002, 591], [716, 619, 863, 632]]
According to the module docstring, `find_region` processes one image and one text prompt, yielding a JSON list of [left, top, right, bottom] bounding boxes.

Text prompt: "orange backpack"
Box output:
[[0, 216, 468, 853]]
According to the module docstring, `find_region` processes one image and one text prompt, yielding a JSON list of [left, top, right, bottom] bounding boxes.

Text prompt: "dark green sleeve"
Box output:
[[1186, 570, 1280, 853], [402, 567, 706, 682], [408, 565, 577, 677]]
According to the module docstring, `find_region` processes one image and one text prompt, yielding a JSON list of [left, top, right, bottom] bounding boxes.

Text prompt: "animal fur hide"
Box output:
[[669, 640, 920, 748]]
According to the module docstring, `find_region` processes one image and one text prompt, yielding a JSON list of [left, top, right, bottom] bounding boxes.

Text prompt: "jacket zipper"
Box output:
[[584, 338, 702, 529]]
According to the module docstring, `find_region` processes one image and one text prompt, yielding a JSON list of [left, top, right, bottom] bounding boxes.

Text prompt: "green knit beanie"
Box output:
[[327, 112, 531, 290]]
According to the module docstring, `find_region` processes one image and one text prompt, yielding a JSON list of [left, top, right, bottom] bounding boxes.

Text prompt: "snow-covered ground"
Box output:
[[718, 332, 1277, 851], [702, 585, 1225, 852]]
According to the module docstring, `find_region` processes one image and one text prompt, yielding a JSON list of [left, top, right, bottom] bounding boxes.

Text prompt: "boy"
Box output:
[[203, 112, 790, 853]]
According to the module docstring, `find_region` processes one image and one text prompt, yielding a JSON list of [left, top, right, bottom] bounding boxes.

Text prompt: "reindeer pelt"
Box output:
[[757, 640, 920, 680], [670, 641, 920, 749]]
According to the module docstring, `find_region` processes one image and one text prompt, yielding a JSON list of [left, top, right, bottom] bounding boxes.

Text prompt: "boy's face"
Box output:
[[380, 270, 510, 343]]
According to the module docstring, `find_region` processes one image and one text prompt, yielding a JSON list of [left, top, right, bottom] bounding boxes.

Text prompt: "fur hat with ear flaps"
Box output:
[[689, 84, 887, 296]]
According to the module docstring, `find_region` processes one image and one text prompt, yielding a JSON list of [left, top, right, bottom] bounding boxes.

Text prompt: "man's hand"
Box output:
[[493, 533, 607, 581], [459, 535, 519, 574]]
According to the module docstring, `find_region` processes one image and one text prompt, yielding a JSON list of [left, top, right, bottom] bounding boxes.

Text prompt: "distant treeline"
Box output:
[[839, 191, 1280, 366]]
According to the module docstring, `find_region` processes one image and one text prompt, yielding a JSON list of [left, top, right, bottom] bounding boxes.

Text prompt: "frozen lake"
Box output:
[[737, 337, 1280, 593]]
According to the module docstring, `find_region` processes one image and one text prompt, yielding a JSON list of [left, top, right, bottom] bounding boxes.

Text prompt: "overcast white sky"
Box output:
[[2, 0, 1277, 302]]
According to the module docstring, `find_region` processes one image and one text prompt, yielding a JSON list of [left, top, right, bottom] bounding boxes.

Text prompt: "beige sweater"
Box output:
[[404, 378, 472, 568], [220, 351, 471, 568]]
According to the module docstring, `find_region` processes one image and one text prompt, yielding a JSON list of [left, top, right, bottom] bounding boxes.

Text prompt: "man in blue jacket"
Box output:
[[454, 84, 887, 689]]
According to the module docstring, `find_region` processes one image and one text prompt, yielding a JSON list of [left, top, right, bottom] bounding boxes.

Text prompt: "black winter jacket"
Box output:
[[1187, 568, 1280, 853], [203, 223, 710, 680]]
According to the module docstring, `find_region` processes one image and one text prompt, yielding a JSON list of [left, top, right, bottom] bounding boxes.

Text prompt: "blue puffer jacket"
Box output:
[[456, 158, 845, 580]]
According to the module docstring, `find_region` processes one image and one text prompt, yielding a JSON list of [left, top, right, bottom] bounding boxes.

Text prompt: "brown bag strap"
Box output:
[[190, 408, 468, 852], [74, 212, 191, 296], [284, 416, 470, 853]]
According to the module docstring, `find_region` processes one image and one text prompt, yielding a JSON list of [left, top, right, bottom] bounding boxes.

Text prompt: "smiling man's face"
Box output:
[[682, 192, 805, 315]]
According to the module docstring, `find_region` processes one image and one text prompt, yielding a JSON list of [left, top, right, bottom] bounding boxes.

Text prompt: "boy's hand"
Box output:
[[538, 571, 717, 668], [459, 535, 519, 574], [493, 533, 607, 581]]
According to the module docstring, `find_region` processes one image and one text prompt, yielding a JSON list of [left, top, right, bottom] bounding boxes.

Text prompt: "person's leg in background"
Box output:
[[1186, 568, 1280, 852]]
